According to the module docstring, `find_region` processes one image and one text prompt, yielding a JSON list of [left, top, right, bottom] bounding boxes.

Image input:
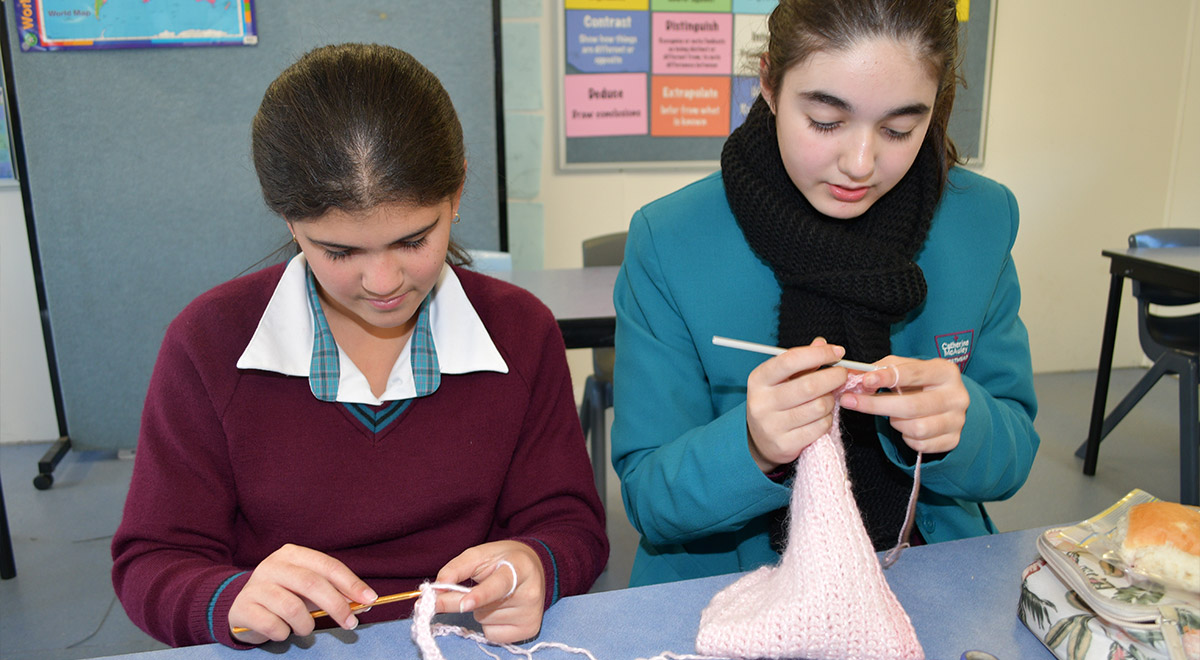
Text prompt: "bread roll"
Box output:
[[1119, 501, 1200, 593]]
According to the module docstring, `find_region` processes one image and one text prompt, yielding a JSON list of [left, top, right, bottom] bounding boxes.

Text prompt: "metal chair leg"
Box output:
[[579, 383, 592, 435], [580, 376, 608, 508], [1075, 359, 1170, 461], [586, 379, 608, 508], [1178, 358, 1199, 506]]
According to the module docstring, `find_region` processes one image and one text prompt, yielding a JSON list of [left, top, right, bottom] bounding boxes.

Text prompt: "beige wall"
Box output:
[[981, 1, 1198, 372], [536, 1, 1200, 376], [1169, 1, 1200, 229]]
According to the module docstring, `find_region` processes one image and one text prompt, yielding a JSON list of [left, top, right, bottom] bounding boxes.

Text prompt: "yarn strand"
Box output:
[[495, 559, 518, 600], [882, 451, 923, 568], [879, 365, 923, 569]]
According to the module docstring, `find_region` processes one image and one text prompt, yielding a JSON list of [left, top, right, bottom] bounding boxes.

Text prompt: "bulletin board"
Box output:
[[558, 0, 995, 170], [2, 0, 505, 452]]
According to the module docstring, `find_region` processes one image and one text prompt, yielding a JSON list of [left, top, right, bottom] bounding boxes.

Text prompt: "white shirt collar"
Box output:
[[236, 254, 507, 405]]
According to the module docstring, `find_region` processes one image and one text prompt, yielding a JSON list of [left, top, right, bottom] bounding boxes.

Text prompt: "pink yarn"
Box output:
[[410, 581, 472, 660], [694, 373, 925, 659], [409, 581, 600, 660]]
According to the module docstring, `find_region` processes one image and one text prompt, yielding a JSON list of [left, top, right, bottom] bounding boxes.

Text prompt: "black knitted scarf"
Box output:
[[722, 96, 939, 551]]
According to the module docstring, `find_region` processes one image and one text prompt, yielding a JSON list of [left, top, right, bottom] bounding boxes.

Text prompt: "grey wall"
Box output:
[[4, 1, 502, 450]]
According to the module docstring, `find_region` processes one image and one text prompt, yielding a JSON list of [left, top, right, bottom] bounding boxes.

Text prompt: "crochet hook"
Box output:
[[711, 336, 883, 372], [230, 588, 421, 635]]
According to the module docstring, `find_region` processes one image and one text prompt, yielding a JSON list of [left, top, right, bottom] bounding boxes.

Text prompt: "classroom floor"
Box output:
[[0, 368, 1190, 660]]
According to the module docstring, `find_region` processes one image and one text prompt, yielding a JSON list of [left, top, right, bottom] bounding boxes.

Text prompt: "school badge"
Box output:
[[935, 330, 974, 372]]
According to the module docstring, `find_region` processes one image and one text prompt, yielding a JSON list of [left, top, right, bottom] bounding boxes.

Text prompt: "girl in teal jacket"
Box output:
[[612, 0, 1039, 587]]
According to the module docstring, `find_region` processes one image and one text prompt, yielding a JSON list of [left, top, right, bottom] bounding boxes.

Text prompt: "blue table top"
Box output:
[[108, 525, 1057, 660]]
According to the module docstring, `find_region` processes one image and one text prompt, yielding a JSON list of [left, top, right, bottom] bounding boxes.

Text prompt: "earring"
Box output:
[[452, 213, 461, 224]]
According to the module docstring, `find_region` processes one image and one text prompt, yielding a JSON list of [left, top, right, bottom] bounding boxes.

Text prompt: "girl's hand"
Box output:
[[745, 338, 850, 472], [839, 357, 969, 454], [433, 540, 545, 644], [229, 544, 377, 644]]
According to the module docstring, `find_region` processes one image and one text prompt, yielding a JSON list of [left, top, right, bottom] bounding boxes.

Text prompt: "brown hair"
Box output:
[[251, 43, 470, 263], [760, 0, 962, 194]]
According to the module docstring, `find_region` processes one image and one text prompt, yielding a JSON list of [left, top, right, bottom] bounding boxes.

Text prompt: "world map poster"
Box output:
[[13, 0, 256, 52]]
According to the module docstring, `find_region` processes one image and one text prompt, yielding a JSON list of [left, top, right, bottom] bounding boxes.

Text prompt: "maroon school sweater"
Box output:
[[111, 264, 608, 647]]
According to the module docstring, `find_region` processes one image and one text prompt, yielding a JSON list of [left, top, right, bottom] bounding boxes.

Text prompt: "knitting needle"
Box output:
[[230, 589, 422, 635], [711, 335, 883, 372]]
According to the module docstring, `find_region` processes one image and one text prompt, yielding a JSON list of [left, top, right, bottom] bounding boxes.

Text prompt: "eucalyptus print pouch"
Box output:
[[1018, 490, 1200, 660]]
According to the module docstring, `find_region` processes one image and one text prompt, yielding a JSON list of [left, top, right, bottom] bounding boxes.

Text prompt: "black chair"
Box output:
[[578, 232, 626, 508], [1078, 228, 1199, 504]]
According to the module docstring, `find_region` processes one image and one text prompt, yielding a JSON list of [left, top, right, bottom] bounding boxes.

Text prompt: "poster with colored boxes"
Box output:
[[560, 0, 768, 168], [558, 0, 993, 170]]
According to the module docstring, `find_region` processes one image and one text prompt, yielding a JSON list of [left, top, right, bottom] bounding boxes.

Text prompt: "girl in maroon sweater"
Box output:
[[111, 44, 607, 649]]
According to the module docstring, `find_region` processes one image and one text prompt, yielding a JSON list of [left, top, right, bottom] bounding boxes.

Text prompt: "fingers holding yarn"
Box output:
[[839, 356, 967, 453], [860, 356, 959, 391], [432, 540, 547, 643], [435, 543, 531, 609], [851, 356, 907, 393], [460, 560, 518, 613]]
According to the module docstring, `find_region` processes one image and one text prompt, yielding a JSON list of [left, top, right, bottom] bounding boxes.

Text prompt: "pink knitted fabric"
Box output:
[[694, 374, 925, 660]]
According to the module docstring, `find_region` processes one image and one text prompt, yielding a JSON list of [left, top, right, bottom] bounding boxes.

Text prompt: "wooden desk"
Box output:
[[84, 525, 1054, 659], [1082, 246, 1200, 504], [490, 267, 619, 349]]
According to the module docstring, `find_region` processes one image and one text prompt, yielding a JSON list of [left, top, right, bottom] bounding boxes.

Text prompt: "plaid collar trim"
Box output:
[[304, 266, 440, 403], [408, 297, 441, 398]]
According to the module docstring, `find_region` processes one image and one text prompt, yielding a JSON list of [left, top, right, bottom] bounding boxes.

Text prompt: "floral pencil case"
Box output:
[[1018, 489, 1200, 660]]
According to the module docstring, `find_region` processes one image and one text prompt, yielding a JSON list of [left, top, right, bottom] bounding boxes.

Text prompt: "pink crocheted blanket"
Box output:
[[694, 375, 925, 659]]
